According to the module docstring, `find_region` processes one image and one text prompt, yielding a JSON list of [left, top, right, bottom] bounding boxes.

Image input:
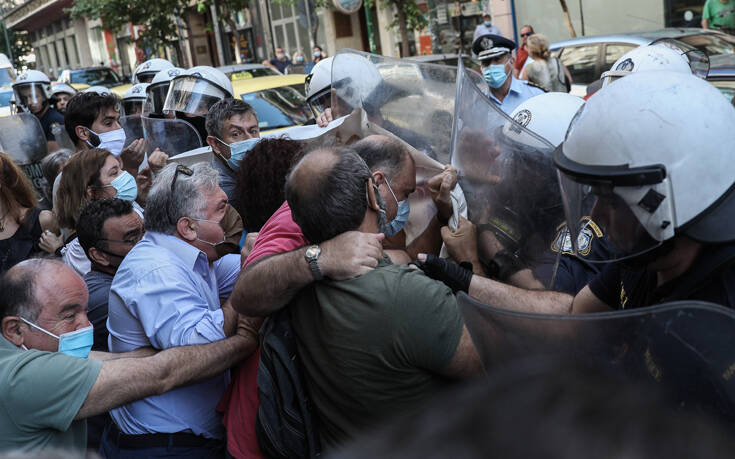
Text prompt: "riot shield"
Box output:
[[141, 116, 203, 157], [449, 60, 563, 286], [0, 113, 50, 206], [330, 49, 485, 165], [458, 292, 735, 419], [120, 115, 145, 149]]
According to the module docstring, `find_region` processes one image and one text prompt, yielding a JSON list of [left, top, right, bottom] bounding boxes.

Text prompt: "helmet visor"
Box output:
[[143, 82, 169, 116], [306, 87, 331, 118], [137, 72, 156, 84], [557, 170, 675, 262], [122, 100, 143, 117], [163, 76, 227, 116], [14, 83, 47, 110]]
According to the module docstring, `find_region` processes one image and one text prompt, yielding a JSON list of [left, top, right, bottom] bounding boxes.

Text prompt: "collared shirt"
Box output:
[[107, 231, 240, 439], [487, 76, 545, 114], [211, 155, 238, 211]]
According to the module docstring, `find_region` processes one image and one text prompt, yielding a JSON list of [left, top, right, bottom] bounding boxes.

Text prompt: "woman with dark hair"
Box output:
[[56, 148, 142, 275], [0, 152, 60, 273], [235, 137, 305, 233]]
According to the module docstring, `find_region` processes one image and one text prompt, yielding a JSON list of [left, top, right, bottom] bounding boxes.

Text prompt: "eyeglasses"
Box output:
[[521, 33, 532, 37], [168, 164, 193, 225], [98, 228, 145, 246]]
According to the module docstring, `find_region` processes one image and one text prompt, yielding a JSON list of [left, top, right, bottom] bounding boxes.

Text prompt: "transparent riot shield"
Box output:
[[0, 113, 50, 207], [450, 60, 563, 286], [330, 49, 485, 165], [141, 116, 203, 157], [120, 115, 145, 149], [457, 292, 735, 420]]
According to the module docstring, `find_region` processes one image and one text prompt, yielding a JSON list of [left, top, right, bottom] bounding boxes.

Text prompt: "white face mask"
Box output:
[[87, 127, 127, 157]]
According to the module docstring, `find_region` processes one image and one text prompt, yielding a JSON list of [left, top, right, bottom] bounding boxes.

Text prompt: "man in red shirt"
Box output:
[[514, 25, 534, 77]]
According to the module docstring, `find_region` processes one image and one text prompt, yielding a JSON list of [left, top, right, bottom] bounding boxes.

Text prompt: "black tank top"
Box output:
[[0, 208, 43, 273]]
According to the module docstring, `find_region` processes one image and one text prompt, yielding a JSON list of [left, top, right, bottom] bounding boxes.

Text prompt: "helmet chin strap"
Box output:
[[620, 238, 677, 270]]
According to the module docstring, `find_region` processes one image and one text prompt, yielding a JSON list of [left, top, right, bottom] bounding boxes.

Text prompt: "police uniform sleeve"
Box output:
[[1, 350, 102, 432], [587, 263, 621, 309], [390, 266, 464, 372]]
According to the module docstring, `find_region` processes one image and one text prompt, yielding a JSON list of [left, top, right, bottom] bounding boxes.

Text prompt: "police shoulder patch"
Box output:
[[551, 217, 603, 257], [525, 81, 548, 93]]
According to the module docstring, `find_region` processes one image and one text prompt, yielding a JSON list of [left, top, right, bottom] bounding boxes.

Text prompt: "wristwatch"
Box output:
[[304, 245, 323, 281]]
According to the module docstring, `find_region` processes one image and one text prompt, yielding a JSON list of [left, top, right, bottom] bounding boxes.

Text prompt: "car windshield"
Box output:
[[70, 68, 121, 86], [709, 80, 735, 102], [0, 90, 12, 107], [677, 33, 735, 56], [227, 68, 279, 81], [240, 86, 312, 130], [0, 68, 14, 87]]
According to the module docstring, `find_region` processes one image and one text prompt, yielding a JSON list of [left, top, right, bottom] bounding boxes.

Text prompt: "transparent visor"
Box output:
[[14, 84, 47, 109], [122, 99, 143, 117], [143, 82, 170, 116], [163, 77, 227, 116], [557, 171, 676, 262], [136, 72, 156, 84], [306, 87, 331, 118]]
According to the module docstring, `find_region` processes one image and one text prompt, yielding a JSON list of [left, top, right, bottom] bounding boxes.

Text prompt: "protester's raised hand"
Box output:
[[320, 231, 385, 280], [441, 217, 480, 270], [317, 108, 334, 128], [148, 148, 169, 173], [120, 138, 146, 172], [427, 165, 458, 221]]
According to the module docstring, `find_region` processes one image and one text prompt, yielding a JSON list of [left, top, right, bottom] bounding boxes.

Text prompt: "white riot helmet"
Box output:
[[143, 67, 183, 116], [83, 85, 112, 95], [122, 83, 149, 116], [12, 70, 51, 113], [330, 52, 382, 118], [305, 56, 333, 117], [50, 83, 77, 98], [133, 58, 174, 84], [507, 92, 584, 146], [163, 66, 233, 117], [600, 43, 707, 87], [555, 71, 735, 263]]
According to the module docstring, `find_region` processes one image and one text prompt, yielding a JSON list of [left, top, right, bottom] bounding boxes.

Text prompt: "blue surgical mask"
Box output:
[[218, 137, 260, 170], [313, 51, 322, 57], [484, 20, 492, 27], [383, 178, 410, 237], [110, 171, 138, 202], [483, 64, 509, 88], [296, 56, 304, 63], [21, 318, 94, 358]]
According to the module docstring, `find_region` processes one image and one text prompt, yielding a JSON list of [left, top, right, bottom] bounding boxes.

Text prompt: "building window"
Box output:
[[269, 2, 313, 57]]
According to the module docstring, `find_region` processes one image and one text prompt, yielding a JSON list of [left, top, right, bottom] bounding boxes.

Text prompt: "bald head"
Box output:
[[286, 146, 374, 243], [352, 135, 411, 177]]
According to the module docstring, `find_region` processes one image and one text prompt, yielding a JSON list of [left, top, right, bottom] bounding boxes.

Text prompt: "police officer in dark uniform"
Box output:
[[417, 70, 735, 313], [472, 33, 546, 114], [12, 70, 65, 152]]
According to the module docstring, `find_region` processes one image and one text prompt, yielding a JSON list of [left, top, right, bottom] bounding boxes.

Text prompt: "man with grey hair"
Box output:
[[284, 146, 481, 448], [0, 259, 258, 453], [105, 162, 257, 457], [205, 98, 260, 209]]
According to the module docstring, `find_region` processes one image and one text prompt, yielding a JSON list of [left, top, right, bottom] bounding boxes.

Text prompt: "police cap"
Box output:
[[472, 34, 517, 61]]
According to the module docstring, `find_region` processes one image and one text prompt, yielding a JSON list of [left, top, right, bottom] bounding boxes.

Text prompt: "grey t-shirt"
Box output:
[[0, 335, 102, 452]]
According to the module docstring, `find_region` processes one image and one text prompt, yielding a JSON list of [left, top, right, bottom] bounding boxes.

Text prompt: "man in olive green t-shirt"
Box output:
[[702, 0, 735, 30], [0, 259, 259, 453], [286, 147, 482, 447]]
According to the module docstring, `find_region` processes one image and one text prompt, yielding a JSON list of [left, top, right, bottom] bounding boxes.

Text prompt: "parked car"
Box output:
[[705, 54, 735, 102], [551, 28, 735, 97], [232, 75, 312, 133], [217, 63, 281, 81], [58, 67, 127, 90]]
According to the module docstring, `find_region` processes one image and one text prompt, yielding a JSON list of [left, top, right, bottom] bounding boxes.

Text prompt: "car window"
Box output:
[[240, 86, 312, 130], [677, 33, 735, 56], [604, 44, 638, 69], [0, 90, 12, 107], [70, 68, 121, 86], [560, 44, 601, 85]]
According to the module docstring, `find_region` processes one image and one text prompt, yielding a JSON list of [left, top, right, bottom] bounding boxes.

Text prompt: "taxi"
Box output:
[[232, 74, 313, 134]]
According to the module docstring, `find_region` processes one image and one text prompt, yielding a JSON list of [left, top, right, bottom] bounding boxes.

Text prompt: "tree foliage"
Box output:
[[0, 24, 32, 69]]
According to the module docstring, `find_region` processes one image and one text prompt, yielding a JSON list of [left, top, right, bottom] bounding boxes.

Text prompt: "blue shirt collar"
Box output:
[[508, 76, 523, 95], [144, 231, 209, 270]]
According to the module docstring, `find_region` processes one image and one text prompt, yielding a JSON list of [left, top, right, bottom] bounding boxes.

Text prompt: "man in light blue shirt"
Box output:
[[105, 162, 247, 457], [472, 13, 502, 47], [473, 34, 546, 114]]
